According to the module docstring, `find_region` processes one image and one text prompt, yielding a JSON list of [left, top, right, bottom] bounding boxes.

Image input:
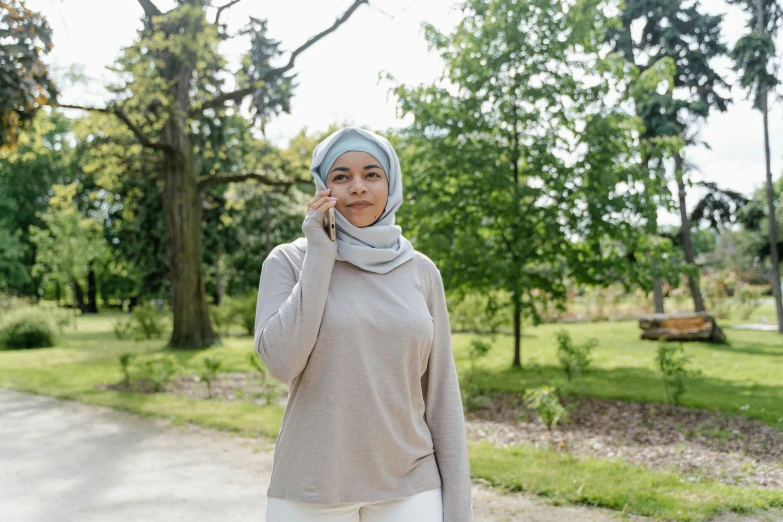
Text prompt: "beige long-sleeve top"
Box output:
[[254, 210, 474, 521]]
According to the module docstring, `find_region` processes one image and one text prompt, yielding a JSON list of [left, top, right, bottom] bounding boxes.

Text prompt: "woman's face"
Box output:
[[324, 151, 389, 228]]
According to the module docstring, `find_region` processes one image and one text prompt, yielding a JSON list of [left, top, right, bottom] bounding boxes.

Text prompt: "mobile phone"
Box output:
[[323, 207, 336, 241]]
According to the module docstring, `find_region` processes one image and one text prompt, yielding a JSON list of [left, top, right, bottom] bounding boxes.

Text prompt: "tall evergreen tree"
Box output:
[[607, 0, 731, 314]]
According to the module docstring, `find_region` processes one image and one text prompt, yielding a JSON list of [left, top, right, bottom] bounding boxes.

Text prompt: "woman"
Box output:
[[254, 127, 474, 522]]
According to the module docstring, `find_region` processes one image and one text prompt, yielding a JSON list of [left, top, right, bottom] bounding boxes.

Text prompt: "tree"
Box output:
[[730, 0, 783, 333], [0, 0, 57, 149], [56, 0, 368, 348], [29, 182, 109, 313], [390, 0, 669, 367], [608, 0, 732, 314]]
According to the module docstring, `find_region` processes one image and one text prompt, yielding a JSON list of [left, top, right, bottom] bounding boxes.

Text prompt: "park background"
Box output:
[[1, 0, 783, 520]]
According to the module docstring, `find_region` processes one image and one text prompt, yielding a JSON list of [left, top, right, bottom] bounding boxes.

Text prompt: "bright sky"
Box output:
[[30, 0, 783, 226]]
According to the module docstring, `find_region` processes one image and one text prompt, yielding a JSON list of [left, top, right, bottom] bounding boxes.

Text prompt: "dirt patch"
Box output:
[[465, 391, 783, 489]]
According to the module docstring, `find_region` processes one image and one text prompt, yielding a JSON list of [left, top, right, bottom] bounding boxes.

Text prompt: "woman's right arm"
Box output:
[[254, 199, 337, 383]]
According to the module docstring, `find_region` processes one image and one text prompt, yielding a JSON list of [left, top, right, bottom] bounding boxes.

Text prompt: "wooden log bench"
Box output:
[[638, 311, 726, 342]]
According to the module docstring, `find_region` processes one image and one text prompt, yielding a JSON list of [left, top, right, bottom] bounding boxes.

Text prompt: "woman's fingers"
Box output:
[[307, 189, 337, 215]]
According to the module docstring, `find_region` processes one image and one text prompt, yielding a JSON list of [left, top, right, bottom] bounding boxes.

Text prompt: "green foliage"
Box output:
[[130, 304, 168, 341], [230, 293, 257, 336], [555, 329, 597, 382], [0, 0, 58, 149], [248, 352, 267, 382], [0, 312, 55, 349], [199, 356, 222, 397], [119, 353, 134, 385], [462, 338, 493, 412], [523, 385, 568, 439], [656, 340, 702, 406], [112, 315, 136, 340], [134, 354, 180, 393], [209, 303, 235, 336]]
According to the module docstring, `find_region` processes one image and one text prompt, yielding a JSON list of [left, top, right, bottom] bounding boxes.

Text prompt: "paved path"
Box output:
[[0, 388, 663, 521]]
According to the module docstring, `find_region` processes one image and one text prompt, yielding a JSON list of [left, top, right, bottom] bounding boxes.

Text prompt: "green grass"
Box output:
[[1, 303, 782, 521]]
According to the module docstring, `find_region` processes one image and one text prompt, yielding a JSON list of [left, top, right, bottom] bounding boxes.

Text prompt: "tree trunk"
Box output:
[[756, 0, 783, 333], [86, 261, 98, 313], [512, 293, 522, 368], [162, 29, 217, 349], [71, 279, 88, 314], [674, 153, 705, 312]]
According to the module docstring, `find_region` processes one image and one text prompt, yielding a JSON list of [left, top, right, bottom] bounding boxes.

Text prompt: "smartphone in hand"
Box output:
[[323, 207, 336, 241]]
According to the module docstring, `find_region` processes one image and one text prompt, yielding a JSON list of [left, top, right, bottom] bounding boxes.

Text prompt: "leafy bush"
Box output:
[[135, 354, 180, 392], [462, 338, 493, 412], [523, 385, 567, 444], [112, 316, 135, 339], [230, 293, 257, 336], [0, 312, 56, 349], [200, 356, 222, 398], [209, 302, 236, 336], [555, 329, 596, 382], [130, 304, 168, 340], [119, 353, 135, 385], [656, 340, 702, 406]]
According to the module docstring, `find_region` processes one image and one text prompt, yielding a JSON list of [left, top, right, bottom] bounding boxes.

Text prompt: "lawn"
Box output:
[[1, 302, 782, 521]]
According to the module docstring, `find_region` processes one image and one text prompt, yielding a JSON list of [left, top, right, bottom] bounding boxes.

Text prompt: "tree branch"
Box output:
[[137, 0, 161, 18], [196, 170, 310, 190], [195, 0, 368, 114], [58, 103, 172, 152], [214, 0, 245, 25]]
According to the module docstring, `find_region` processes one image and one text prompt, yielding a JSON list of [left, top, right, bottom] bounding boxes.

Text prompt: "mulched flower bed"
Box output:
[[464, 391, 783, 489]]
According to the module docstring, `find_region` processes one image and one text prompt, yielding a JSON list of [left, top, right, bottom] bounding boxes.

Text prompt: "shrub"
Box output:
[[0, 313, 56, 349], [209, 302, 236, 336], [135, 354, 180, 392], [119, 353, 135, 385], [112, 316, 135, 340], [555, 329, 596, 382], [230, 293, 257, 336], [462, 339, 493, 412], [131, 304, 168, 341], [656, 340, 702, 406], [523, 385, 567, 445], [200, 356, 222, 398]]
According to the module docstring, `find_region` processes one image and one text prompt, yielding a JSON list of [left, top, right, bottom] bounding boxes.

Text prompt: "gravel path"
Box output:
[[1, 387, 778, 521]]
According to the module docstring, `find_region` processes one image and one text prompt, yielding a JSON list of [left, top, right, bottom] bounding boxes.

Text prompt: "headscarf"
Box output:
[[292, 127, 415, 274]]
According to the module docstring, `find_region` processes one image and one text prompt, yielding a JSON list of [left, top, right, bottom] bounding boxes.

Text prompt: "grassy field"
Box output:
[[1, 302, 782, 521]]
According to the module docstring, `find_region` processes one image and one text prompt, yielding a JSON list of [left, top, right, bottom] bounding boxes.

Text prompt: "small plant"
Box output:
[[523, 385, 567, 446], [656, 340, 702, 406], [112, 315, 136, 340], [0, 313, 56, 349], [209, 303, 236, 336], [555, 330, 596, 382], [119, 353, 135, 386], [136, 354, 179, 392], [462, 338, 493, 412], [200, 356, 222, 398], [131, 303, 168, 341], [248, 353, 268, 382]]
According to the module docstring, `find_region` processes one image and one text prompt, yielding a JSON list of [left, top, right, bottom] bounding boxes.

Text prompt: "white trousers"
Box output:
[[265, 487, 443, 522]]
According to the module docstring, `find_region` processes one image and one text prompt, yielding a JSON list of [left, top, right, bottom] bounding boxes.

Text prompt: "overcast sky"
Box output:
[[29, 0, 783, 225]]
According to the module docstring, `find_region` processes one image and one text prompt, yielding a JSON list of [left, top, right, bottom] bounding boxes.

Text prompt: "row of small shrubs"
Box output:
[[462, 330, 702, 445]]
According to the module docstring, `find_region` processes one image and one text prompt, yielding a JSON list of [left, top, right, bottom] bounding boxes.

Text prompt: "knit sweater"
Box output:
[[253, 210, 474, 521]]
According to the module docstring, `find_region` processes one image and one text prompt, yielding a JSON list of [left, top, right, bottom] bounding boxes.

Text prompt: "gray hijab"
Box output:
[[292, 127, 415, 274]]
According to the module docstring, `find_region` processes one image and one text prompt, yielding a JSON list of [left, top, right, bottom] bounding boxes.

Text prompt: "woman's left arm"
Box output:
[[422, 265, 475, 522]]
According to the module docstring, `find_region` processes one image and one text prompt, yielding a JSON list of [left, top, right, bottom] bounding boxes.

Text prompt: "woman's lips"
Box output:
[[349, 203, 371, 210]]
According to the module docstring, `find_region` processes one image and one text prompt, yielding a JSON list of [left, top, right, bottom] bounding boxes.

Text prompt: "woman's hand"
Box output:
[[302, 188, 338, 248]]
